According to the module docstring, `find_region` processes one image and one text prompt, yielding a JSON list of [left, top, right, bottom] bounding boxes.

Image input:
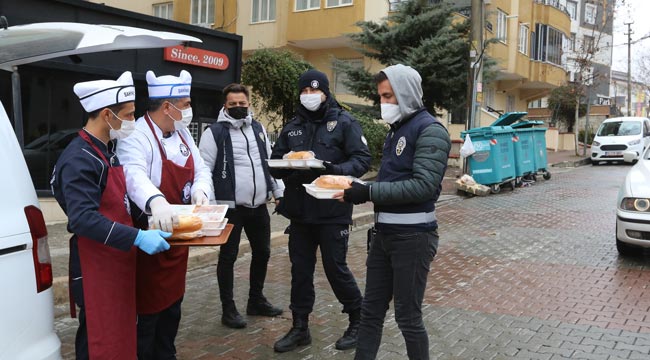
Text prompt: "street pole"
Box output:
[[583, 86, 591, 157], [625, 20, 633, 116], [464, 0, 483, 174], [469, 0, 483, 130]]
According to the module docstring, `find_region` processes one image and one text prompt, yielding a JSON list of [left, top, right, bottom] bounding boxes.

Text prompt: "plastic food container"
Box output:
[[266, 159, 325, 169], [202, 218, 229, 236]]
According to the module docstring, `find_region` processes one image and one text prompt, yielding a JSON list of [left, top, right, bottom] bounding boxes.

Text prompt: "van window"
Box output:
[[597, 121, 641, 136]]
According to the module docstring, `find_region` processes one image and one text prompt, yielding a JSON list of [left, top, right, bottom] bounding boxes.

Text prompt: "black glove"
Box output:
[[274, 197, 288, 217], [343, 182, 371, 205], [323, 161, 342, 175]]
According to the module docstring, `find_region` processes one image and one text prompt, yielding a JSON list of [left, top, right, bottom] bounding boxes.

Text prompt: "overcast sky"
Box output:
[[612, 0, 650, 72]]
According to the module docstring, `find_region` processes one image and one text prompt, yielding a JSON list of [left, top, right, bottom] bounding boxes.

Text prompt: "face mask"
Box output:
[[107, 110, 136, 140], [168, 102, 193, 130], [228, 106, 249, 120], [380, 103, 402, 125], [300, 93, 323, 111]]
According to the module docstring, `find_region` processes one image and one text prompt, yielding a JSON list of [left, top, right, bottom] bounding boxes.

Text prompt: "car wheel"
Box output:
[[592, 160, 599, 166], [616, 238, 637, 256]]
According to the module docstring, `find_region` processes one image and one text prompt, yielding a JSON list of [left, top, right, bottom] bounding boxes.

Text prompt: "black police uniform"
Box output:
[[270, 97, 371, 319]]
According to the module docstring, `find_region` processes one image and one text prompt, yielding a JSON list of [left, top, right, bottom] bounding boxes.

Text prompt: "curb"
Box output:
[[550, 157, 591, 168]]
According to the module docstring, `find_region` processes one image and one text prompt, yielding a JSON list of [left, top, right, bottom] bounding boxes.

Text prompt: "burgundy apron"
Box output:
[[136, 114, 193, 314], [76, 130, 137, 359]]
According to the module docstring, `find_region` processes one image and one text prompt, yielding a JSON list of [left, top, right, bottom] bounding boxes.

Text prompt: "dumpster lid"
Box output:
[[511, 120, 545, 129], [461, 126, 513, 138], [490, 112, 528, 127]]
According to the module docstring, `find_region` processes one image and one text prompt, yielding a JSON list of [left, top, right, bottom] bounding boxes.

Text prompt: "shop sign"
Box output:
[[164, 46, 229, 70]]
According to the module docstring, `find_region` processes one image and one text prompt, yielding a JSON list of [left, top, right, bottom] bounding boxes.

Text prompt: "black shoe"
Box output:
[[247, 298, 283, 317], [221, 306, 247, 329], [335, 309, 361, 350], [274, 327, 311, 353]]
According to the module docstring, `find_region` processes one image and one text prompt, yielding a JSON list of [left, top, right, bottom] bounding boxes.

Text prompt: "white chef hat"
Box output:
[[73, 71, 136, 113], [146, 70, 192, 99]]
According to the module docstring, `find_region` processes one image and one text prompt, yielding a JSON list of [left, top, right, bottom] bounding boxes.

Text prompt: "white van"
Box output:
[[591, 117, 650, 165], [0, 21, 199, 360]]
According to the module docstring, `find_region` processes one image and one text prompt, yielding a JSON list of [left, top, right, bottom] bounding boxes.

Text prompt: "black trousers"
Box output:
[[288, 222, 362, 317], [74, 306, 89, 360], [136, 297, 183, 360], [217, 204, 271, 307], [354, 230, 438, 360]]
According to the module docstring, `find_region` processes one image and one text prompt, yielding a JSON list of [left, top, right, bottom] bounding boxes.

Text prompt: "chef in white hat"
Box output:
[[116, 69, 212, 359], [51, 71, 171, 360]]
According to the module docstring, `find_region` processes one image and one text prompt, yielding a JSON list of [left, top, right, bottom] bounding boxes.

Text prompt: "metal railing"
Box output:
[[534, 0, 570, 17]]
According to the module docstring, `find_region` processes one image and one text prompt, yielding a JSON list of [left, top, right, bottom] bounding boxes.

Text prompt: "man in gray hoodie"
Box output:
[[337, 64, 450, 359], [198, 83, 284, 329]]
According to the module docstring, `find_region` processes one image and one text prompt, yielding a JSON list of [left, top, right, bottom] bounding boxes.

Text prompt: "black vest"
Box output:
[[209, 120, 274, 206]]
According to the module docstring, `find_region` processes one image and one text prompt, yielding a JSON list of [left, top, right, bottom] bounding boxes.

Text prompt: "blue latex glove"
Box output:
[[134, 229, 171, 255]]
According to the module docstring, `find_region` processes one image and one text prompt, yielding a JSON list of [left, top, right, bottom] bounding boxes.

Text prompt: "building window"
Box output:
[[506, 95, 515, 112], [496, 10, 507, 42], [518, 24, 529, 55], [566, 1, 577, 20], [334, 58, 363, 94], [570, 33, 576, 51], [153, 2, 173, 19], [532, 24, 564, 66], [582, 35, 594, 52], [484, 87, 495, 109], [296, 0, 320, 11], [252, 0, 276, 22], [191, 0, 215, 27], [584, 3, 597, 25], [326, 0, 352, 7]]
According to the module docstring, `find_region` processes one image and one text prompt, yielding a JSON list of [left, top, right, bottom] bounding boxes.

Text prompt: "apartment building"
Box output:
[[611, 70, 649, 117], [527, 0, 614, 129]]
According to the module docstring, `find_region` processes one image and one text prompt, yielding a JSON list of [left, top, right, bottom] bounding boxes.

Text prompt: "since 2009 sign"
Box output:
[[164, 46, 229, 70]]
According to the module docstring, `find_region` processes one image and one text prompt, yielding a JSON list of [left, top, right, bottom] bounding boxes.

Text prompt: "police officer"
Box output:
[[337, 64, 451, 360], [270, 69, 371, 353], [51, 71, 171, 359]]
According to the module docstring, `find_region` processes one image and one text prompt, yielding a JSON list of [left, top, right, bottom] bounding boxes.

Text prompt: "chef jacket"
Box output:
[[116, 115, 213, 212], [51, 129, 139, 251]]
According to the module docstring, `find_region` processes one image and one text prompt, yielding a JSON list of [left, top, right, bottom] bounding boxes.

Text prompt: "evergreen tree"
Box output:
[[335, 0, 470, 117]]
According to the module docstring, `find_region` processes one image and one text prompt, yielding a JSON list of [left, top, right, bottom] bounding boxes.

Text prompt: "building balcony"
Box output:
[[533, 0, 571, 35], [286, 1, 364, 49]]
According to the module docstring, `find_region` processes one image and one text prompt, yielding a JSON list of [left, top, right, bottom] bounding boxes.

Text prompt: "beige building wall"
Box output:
[[87, 0, 160, 16]]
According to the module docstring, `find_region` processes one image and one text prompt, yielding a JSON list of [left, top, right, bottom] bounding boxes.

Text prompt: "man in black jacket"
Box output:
[[270, 69, 371, 353]]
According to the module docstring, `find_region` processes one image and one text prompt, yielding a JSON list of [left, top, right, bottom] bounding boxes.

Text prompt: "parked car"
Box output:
[[616, 145, 650, 255], [23, 129, 80, 189], [591, 117, 650, 165], [0, 21, 199, 360]]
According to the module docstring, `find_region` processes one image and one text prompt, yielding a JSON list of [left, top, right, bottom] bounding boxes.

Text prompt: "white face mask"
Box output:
[[380, 103, 401, 125], [168, 102, 193, 130], [107, 110, 136, 140], [300, 93, 323, 111]]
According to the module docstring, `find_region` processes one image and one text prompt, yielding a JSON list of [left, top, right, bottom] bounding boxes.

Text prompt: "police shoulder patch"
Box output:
[[361, 135, 368, 146], [259, 132, 265, 142], [396, 136, 407, 156], [327, 121, 337, 132]]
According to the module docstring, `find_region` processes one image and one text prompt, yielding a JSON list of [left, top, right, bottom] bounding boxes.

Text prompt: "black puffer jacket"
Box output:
[[270, 99, 371, 224]]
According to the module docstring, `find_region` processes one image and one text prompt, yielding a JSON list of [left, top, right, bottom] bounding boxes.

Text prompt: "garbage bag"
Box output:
[[460, 134, 476, 158]]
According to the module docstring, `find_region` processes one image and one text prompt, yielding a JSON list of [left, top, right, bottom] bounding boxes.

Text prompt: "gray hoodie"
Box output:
[[382, 64, 424, 121]]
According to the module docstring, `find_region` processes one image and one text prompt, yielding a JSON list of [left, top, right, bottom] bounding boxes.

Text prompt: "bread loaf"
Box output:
[[314, 175, 352, 190], [170, 215, 203, 240], [286, 151, 314, 160]]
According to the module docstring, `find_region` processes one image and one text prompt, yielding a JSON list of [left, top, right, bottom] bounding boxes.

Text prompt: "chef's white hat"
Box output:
[[146, 70, 192, 99], [73, 71, 135, 113]]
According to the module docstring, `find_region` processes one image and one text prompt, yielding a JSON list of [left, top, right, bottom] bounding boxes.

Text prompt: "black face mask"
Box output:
[[228, 106, 248, 120]]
